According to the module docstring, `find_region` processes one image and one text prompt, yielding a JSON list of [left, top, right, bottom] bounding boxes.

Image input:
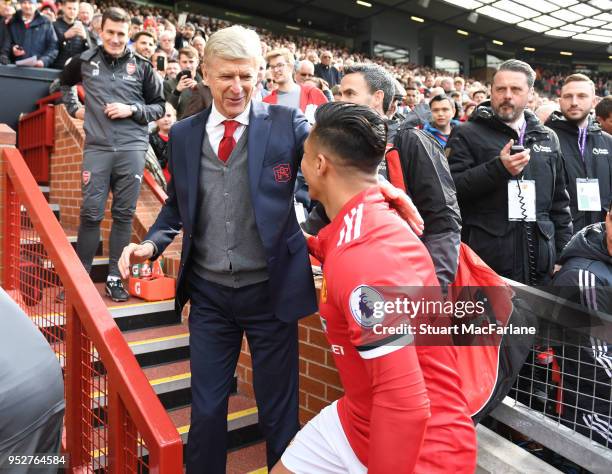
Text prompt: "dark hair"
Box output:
[[312, 102, 387, 174], [167, 59, 179, 65], [101, 7, 131, 29], [493, 59, 536, 88], [595, 95, 612, 120], [343, 63, 395, 114], [131, 17, 143, 26], [134, 31, 156, 42], [430, 94, 455, 109]]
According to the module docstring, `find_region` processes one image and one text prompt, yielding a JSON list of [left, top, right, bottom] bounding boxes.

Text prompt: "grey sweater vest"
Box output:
[[191, 128, 269, 287]]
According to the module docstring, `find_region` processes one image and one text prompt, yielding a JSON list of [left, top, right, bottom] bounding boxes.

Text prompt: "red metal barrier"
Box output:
[[17, 105, 55, 183], [143, 169, 168, 204], [2, 141, 182, 472], [18, 86, 85, 184]]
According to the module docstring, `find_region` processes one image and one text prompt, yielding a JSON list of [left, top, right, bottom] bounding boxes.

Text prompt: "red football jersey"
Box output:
[[308, 186, 477, 474]]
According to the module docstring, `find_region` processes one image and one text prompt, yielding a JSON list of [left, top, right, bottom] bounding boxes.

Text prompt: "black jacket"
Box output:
[[60, 47, 165, 151], [149, 131, 169, 169], [554, 222, 612, 312], [388, 123, 462, 287], [314, 63, 340, 88], [52, 18, 94, 69], [163, 73, 204, 120], [545, 112, 612, 233], [0, 20, 10, 63], [8, 10, 58, 67], [447, 102, 573, 284], [552, 223, 612, 445]]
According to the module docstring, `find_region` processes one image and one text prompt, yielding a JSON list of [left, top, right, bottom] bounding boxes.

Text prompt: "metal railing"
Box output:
[[490, 282, 612, 474], [2, 143, 182, 471]]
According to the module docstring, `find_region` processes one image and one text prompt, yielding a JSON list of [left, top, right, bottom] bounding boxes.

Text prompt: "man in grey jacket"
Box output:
[[0, 288, 64, 473], [60, 7, 164, 301]]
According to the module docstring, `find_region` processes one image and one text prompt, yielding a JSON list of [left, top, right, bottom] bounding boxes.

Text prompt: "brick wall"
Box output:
[[237, 281, 344, 425], [0, 124, 17, 286]]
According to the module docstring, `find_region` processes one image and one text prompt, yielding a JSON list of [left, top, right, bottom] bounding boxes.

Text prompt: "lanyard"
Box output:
[[578, 127, 588, 163], [518, 122, 527, 146]]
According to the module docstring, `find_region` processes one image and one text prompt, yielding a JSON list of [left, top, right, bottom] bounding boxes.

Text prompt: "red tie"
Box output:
[[218, 120, 240, 162]]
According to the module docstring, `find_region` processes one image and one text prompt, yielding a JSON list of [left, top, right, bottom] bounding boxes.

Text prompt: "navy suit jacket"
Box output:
[[144, 100, 318, 322]]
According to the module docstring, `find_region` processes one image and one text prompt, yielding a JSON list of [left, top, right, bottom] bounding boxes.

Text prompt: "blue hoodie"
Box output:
[[423, 119, 459, 149]]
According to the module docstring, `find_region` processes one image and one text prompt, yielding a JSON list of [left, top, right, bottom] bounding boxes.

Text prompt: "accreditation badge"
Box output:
[[508, 180, 536, 221], [576, 178, 601, 211]]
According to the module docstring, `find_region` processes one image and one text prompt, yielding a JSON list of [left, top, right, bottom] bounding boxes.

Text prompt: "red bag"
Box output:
[[385, 147, 536, 422]]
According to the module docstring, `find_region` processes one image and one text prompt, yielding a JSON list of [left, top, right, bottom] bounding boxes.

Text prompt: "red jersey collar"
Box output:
[[318, 185, 383, 241]]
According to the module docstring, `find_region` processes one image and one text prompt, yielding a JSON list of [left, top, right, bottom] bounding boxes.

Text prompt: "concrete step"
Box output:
[[168, 394, 262, 452], [100, 283, 180, 331], [476, 424, 563, 474], [90, 394, 263, 468], [39, 185, 50, 201], [19, 234, 103, 259], [123, 321, 189, 367], [25, 284, 178, 335]]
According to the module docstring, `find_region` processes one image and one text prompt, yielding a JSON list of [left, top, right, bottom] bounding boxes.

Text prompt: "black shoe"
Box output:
[[55, 290, 65, 303], [105, 279, 129, 302]]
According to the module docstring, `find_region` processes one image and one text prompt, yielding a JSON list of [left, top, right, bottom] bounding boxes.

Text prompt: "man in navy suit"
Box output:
[[119, 25, 317, 473]]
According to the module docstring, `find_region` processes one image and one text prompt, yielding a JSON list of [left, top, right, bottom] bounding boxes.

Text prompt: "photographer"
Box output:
[[52, 0, 93, 69], [163, 46, 201, 120]]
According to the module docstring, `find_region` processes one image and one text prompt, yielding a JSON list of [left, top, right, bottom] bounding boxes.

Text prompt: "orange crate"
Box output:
[[128, 276, 175, 301]]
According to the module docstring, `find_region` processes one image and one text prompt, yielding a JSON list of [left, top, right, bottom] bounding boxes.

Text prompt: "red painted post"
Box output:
[[64, 302, 88, 470]]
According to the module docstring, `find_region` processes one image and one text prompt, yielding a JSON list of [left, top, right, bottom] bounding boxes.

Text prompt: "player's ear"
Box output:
[[316, 153, 327, 176]]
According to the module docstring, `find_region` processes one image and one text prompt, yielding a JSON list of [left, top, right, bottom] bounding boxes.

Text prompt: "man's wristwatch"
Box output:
[[130, 104, 138, 115]]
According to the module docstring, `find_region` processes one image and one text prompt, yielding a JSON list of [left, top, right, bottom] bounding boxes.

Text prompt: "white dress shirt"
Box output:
[[205, 101, 251, 156], [508, 112, 526, 142]]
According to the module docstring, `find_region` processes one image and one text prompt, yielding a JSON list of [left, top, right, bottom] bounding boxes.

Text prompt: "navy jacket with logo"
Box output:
[[143, 101, 318, 322], [59, 46, 165, 151], [546, 112, 612, 233]]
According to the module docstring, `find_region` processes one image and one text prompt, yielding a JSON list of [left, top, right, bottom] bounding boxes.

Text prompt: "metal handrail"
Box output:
[[2, 145, 182, 472]]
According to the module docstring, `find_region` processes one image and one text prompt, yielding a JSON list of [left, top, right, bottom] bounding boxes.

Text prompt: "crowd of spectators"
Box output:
[[2, 0, 609, 105], [1, 0, 612, 465]]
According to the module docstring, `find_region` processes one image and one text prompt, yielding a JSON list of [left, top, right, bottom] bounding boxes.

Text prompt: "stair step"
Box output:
[[143, 360, 191, 409], [168, 394, 262, 451], [229, 444, 267, 474], [89, 395, 262, 468], [25, 284, 178, 333], [39, 185, 50, 201], [40, 256, 108, 288], [21, 203, 59, 223], [99, 283, 180, 331], [89, 257, 109, 283], [123, 321, 189, 366], [19, 234, 103, 259]]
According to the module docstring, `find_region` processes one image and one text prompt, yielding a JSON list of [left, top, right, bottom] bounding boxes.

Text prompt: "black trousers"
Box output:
[[186, 273, 300, 474]]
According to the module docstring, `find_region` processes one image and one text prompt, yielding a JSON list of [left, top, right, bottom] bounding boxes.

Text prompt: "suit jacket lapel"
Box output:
[[186, 108, 209, 226], [247, 101, 271, 209]]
